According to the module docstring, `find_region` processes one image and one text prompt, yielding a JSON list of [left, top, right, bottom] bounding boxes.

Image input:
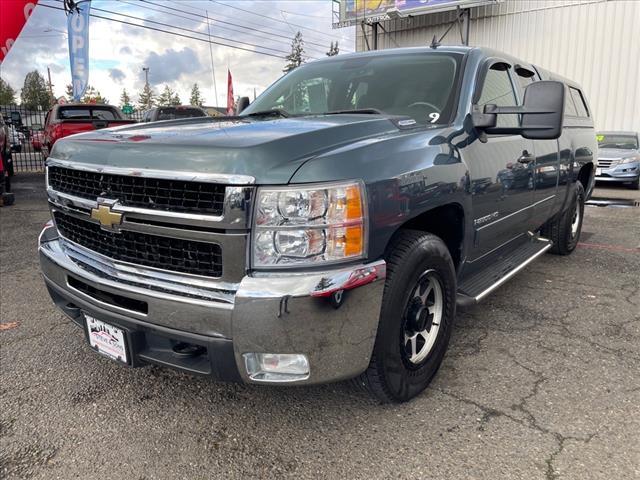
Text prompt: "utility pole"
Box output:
[[205, 11, 219, 107], [142, 66, 149, 86], [46, 66, 55, 105]]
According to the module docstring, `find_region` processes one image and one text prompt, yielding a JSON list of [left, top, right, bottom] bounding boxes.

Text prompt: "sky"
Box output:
[[0, 0, 355, 107]]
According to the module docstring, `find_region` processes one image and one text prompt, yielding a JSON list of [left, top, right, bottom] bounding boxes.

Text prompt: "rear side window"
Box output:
[[478, 64, 518, 128], [564, 87, 578, 117], [569, 88, 589, 117], [157, 108, 206, 120], [58, 107, 117, 120]]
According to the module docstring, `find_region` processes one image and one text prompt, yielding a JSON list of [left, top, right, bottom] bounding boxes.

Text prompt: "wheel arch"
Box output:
[[388, 203, 465, 271], [577, 161, 595, 199]]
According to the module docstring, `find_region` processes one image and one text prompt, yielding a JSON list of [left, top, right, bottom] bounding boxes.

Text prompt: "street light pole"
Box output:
[[47, 66, 55, 106], [142, 67, 149, 87]]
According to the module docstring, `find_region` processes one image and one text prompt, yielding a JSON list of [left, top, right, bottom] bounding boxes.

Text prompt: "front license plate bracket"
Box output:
[[84, 314, 129, 364]]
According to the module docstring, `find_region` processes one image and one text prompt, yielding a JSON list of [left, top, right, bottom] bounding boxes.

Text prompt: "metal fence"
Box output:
[[1, 105, 144, 173]]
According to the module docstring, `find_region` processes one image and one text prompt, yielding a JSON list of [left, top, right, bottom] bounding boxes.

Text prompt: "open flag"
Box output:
[[66, 0, 92, 101], [226, 69, 234, 115]]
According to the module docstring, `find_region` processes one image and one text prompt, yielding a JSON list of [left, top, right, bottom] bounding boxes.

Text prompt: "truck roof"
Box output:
[[597, 130, 638, 136], [308, 45, 583, 89]]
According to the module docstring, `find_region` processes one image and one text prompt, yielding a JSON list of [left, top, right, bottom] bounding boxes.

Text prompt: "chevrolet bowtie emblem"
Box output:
[[91, 204, 123, 229]]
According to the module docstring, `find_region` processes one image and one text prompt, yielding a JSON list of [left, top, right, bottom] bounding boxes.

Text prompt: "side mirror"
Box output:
[[518, 81, 565, 139], [472, 81, 565, 140], [236, 97, 250, 114]]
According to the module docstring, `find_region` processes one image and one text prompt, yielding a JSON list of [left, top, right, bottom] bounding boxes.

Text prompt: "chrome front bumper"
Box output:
[[40, 226, 386, 385]]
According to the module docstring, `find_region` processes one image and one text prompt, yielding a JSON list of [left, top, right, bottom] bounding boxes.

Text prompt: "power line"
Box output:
[[210, 0, 340, 41], [117, 0, 327, 55], [139, 0, 336, 53], [46, 0, 291, 56], [37, 2, 287, 59]]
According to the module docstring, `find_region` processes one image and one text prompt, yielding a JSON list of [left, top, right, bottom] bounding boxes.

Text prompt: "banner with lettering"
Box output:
[[66, 0, 91, 101]]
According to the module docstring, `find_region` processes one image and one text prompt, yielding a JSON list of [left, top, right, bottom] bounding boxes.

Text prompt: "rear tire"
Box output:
[[541, 181, 585, 255], [355, 230, 456, 403]]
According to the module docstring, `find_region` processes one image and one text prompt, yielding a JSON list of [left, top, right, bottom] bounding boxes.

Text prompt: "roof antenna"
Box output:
[[430, 35, 440, 49]]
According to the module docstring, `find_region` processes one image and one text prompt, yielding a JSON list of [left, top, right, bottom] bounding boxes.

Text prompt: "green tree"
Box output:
[[65, 83, 74, 102], [283, 31, 305, 73], [189, 83, 203, 106], [157, 85, 180, 106], [137, 83, 155, 110], [20, 70, 51, 110], [82, 85, 108, 104], [0, 77, 17, 105], [119, 88, 131, 108], [326, 41, 339, 57]]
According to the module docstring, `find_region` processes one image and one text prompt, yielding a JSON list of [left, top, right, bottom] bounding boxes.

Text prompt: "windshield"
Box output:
[[244, 52, 462, 125], [157, 107, 206, 120], [597, 134, 638, 149]]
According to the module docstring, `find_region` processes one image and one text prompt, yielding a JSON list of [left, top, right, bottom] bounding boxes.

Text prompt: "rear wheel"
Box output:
[[355, 230, 456, 403], [542, 181, 585, 255]]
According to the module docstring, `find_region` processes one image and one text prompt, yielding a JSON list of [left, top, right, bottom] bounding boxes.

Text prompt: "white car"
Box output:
[[8, 127, 25, 152]]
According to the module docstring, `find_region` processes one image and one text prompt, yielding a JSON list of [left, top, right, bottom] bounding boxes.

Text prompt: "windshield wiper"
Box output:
[[243, 108, 289, 118], [323, 108, 384, 115]]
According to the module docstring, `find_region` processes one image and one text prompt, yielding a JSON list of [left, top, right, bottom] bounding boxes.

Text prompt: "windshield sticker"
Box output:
[[429, 113, 440, 124]]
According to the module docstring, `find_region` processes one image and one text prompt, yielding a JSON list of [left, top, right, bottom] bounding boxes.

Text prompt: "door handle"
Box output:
[[517, 150, 535, 164]]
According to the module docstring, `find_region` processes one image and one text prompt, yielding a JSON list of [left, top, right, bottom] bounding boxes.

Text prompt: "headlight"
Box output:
[[252, 181, 366, 268], [619, 156, 640, 165]]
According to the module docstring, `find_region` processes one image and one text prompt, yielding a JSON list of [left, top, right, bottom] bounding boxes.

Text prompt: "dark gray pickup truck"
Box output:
[[39, 46, 596, 402]]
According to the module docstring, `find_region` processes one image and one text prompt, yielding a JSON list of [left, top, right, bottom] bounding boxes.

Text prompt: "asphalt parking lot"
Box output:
[[1, 174, 638, 480]]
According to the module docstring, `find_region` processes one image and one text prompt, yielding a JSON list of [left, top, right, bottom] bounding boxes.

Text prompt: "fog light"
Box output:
[[243, 353, 310, 382]]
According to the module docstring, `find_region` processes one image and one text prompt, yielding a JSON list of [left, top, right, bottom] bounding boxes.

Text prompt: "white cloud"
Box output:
[[0, 0, 355, 108]]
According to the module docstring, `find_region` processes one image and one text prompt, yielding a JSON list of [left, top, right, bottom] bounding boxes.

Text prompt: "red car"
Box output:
[[31, 130, 44, 151], [43, 104, 136, 155]]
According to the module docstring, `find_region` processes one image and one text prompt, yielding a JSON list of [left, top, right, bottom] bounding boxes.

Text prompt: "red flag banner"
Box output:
[[226, 69, 234, 116], [1, 0, 39, 63]]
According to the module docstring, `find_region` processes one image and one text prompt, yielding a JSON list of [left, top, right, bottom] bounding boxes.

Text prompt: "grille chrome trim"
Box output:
[[46, 180, 254, 230], [49, 237, 238, 305], [53, 210, 224, 278], [46, 158, 255, 185]]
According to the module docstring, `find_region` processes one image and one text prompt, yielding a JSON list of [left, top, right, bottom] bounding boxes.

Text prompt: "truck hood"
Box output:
[[49, 116, 401, 184], [598, 148, 639, 160]]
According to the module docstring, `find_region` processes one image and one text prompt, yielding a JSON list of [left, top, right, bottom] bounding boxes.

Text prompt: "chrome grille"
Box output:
[[53, 211, 223, 277], [48, 166, 226, 215], [597, 158, 615, 169]]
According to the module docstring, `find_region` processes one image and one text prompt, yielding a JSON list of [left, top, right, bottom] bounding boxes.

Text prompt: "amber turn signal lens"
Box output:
[[345, 185, 363, 221], [344, 225, 364, 256]]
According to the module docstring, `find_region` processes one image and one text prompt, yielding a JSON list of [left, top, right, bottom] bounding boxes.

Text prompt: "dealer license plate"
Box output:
[[596, 167, 602, 176], [85, 314, 128, 363]]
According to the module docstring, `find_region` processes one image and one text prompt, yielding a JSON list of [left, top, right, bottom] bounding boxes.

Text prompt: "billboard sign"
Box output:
[[333, 0, 499, 28]]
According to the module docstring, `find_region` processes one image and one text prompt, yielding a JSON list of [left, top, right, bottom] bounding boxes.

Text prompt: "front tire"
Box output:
[[542, 181, 585, 255], [355, 230, 456, 403], [630, 176, 640, 190]]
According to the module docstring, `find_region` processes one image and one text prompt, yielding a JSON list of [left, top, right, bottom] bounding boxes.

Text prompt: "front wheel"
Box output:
[[355, 230, 456, 403], [629, 176, 640, 190], [542, 181, 585, 255]]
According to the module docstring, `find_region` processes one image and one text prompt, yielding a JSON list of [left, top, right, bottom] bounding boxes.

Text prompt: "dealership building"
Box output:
[[335, 0, 639, 133]]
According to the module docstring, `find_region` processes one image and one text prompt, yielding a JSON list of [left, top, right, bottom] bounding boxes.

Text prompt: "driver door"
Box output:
[[460, 61, 536, 261]]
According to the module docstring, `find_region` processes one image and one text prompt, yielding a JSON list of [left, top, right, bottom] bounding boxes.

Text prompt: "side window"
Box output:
[[478, 64, 518, 128], [564, 87, 578, 117], [570, 88, 589, 117]]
